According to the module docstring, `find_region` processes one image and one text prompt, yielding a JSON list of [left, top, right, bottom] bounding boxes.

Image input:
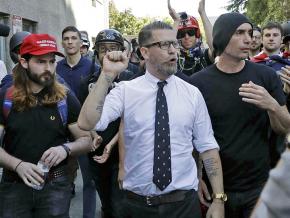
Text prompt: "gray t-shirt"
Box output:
[[251, 150, 290, 218]]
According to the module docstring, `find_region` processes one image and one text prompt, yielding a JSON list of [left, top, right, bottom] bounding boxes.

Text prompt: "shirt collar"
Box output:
[[63, 56, 84, 69], [144, 70, 174, 89]]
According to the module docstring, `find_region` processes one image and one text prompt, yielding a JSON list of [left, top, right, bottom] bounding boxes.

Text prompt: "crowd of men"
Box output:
[[0, 0, 290, 218]]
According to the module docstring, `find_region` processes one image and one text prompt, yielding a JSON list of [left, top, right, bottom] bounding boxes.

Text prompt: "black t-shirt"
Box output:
[[0, 88, 81, 164], [88, 118, 121, 167], [190, 61, 286, 192], [78, 68, 134, 105]]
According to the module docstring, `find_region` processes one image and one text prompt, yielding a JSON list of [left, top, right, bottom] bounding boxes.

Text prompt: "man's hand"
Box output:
[[198, 0, 205, 14], [40, 146, 68, 168], [239, 81, 290, 134], [239, 81, 278, 111], [167, 0, 180, 22], [15, 161, 44, 188], [102, 51, 128, 78], [91, 131, 103, 151], [198, 179, 211, 207], [280, 66, 290, 94], [206, 200, 225, 218], [92, 144, 112, 164]]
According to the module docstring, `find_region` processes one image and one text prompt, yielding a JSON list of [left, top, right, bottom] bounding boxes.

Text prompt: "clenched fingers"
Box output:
[[107, 51, 126, 62]]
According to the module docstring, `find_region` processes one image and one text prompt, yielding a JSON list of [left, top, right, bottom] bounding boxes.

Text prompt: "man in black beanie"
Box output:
[[190, 12, 290, 218]]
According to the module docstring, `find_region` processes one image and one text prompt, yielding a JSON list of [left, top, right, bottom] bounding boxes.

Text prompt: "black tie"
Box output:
[[153, 81, 172, 191]]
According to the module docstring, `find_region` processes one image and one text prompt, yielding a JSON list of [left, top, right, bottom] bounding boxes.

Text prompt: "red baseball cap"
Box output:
[[20, 34, 64, 57]]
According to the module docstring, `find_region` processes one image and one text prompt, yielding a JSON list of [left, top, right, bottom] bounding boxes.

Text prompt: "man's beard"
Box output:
[[26, 68, 55, 88], [156, 62, 177, 77]]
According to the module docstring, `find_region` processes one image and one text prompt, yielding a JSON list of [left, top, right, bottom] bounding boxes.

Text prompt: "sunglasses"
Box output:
[[177, 29, 196, 39]]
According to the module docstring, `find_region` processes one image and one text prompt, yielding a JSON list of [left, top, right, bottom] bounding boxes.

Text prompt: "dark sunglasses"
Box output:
[[177, 29, 196, 39]]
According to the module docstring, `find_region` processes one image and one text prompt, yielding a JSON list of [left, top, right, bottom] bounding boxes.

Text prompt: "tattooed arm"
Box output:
[[197, 154, 212, 207], [200, 148, 225, 218], [78, 51, 128, 131]]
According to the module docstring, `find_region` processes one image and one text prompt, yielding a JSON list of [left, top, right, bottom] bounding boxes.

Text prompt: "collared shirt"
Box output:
[[96, 71, 219, 196], [0, 89, 80, 165], [57, 57, 100, 100], [0, 60, 7, 82]]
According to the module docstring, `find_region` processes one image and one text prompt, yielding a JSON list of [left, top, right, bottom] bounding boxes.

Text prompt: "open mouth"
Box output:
[[169, 58, 177, 63]]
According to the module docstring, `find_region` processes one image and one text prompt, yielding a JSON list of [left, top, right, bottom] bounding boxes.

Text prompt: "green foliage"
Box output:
[[109, 0, 175, 36], [227, 0, 290, 26], [226, 0, 247, 12], [246, 0, 288, 26], [245, 0, 268, 25], [162, 17, 174, 26], [109, 1, 152, 35]]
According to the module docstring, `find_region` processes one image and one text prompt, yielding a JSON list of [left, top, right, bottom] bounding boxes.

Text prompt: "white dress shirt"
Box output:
[[96, 71, 219, 196], [0, 60, 7, 82]]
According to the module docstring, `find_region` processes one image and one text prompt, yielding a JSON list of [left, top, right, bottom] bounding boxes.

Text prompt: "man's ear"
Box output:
[[19, 58, 28, 69], [140, 47, 148, 60], [61, 39, 66, 49]]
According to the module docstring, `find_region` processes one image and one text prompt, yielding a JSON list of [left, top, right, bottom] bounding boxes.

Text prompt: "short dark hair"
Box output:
[[62, 26, 81, 39], [262, 22, 283, 36], [253, 26, 261, 33], [21, 54, 33, 61], [138, 21, 173, 47]]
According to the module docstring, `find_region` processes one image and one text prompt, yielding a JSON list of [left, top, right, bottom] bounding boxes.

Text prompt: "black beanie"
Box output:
[[213, 12, 252, 56]]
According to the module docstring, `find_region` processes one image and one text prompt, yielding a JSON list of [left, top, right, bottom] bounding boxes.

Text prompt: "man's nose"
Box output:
[[168, 44, 177, 54], [244, 32, 252, 43], [45, 63, 54, 72], [269, 35, 275, 41]]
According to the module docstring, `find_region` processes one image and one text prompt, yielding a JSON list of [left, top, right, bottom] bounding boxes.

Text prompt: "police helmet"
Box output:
[[9, 31, 31, 64], [94, 29, 124, 49]]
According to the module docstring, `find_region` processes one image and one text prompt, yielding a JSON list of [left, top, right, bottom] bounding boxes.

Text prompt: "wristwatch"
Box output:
[[212, 193, 227, 202], [61, 144, 71, 157]]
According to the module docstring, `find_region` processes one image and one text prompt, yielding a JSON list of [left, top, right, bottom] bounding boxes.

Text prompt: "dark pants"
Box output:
[[90, 162, 125, 218], [0, 176, 72, 218], [78, 154, 97, 218], [225, 186, 263, 218], [122, 190, 201, 218]]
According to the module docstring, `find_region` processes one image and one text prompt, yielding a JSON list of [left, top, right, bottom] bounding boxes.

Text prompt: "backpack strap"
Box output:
[[57, 96, 68, 127], [2, 86, 68, 127], [3, 86, 14, 122]]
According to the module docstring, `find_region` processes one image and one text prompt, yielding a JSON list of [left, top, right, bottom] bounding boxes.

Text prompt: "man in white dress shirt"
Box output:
[[78, 21, 225, 218], [0, 60, 7, 81]]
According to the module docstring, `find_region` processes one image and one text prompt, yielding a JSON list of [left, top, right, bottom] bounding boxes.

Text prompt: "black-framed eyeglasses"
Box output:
[[177, 29, 196, 39], [144, 40, 180, 50]]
